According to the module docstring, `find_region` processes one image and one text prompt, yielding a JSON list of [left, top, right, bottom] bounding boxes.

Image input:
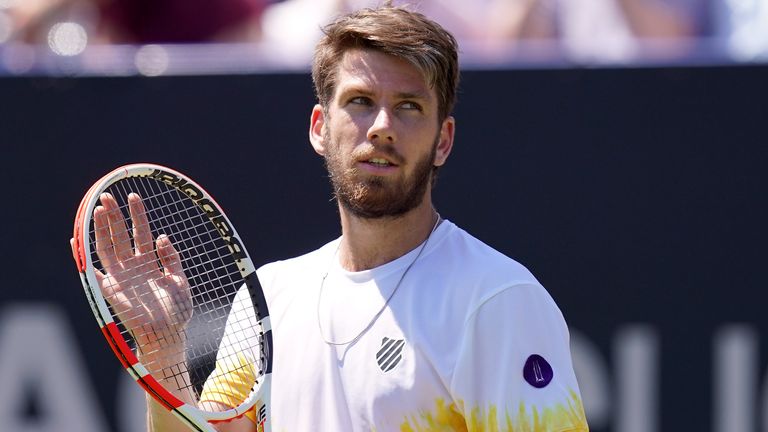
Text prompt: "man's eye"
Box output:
[[400, 101, 422, 111], [350, 97, 371, 105]]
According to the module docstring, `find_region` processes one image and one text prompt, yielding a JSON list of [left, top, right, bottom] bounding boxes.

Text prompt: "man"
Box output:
[[113, 3, 588, 431]]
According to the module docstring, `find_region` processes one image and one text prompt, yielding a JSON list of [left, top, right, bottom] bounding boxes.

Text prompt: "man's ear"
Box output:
[[309, 104, 327, 155], [434, 116, 455, 167]]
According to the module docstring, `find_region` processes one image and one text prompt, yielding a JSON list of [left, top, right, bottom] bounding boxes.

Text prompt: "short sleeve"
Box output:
[[199, 353, 257, 423], [449, 284, 589, 431]]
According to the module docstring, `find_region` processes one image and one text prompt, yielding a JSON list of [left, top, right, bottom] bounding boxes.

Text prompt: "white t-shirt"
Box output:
[[204, 220, 588, 431]]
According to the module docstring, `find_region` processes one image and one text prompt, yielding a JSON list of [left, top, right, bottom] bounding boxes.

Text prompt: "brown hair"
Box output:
[[311, 3, 460, 122]]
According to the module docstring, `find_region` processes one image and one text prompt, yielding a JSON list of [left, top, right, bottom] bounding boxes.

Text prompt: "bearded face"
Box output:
[[323, 125, 438, 219]]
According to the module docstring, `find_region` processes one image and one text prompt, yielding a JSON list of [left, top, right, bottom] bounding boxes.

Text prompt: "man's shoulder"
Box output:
[[427, 222, 550, 323], [440, 221, 539, 285], [257, 238, 339, 282], [430, 225, 572, 358]]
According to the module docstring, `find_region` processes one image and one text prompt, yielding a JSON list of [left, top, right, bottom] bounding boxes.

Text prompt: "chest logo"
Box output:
[[377, 337, 405, 372]]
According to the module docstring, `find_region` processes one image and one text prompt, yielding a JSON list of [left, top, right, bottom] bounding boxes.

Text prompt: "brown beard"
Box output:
[[323, 128, 438, 219]]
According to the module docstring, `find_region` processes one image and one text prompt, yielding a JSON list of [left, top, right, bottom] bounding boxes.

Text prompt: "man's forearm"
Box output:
[[147, 396, 191, 432], [145, 361, 198, 431]]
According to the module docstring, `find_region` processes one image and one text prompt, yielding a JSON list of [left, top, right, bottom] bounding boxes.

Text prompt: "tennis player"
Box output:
[[147, 2, 589, 431]]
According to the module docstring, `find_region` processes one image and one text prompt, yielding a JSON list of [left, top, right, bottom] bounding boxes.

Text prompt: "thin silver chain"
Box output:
[[317, 214, 443, 346]]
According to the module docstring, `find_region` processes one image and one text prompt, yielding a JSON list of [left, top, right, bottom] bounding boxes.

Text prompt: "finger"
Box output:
[[69, 237, 79, 266], [101, 193, 134, 262], [93, 205, 118, 270], [128, 193, 154, 255], [95, 270, 120, 299], [156, 234, 186, 277]]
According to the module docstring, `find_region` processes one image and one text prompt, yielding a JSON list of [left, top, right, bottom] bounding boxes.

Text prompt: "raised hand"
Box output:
[[92, 192, 192, 371]]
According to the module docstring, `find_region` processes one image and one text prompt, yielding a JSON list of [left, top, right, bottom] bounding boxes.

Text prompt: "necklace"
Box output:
[[317, 214, 443, 346]]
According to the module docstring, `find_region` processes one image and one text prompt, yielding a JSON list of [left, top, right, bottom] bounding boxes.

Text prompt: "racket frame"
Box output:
[[72, 163, 272, 432]]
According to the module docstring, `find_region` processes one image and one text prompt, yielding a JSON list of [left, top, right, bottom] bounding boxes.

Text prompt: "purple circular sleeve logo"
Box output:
[[523, 354, 554, 388]]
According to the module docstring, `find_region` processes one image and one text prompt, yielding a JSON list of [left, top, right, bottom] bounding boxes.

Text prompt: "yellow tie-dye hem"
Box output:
[[401, 390, 588, 432]]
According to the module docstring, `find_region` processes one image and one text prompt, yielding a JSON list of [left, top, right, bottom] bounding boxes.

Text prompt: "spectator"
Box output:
[[260, 0, 371, 65], [96, 0, 273, 44], [1, 0, 275, 45], [1, 0, 98, 44], [413, 0, 703, 62], [261, 0, 704, 64], [526, 0, 703, 61], [713, 0, 768, 60]]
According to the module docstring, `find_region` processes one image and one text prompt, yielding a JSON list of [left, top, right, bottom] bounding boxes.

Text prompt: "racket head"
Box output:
[[72, 163, 272, 430]]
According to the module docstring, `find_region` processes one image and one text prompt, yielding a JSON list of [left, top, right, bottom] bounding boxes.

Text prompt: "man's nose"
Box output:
[[367, 108, 396, 143]]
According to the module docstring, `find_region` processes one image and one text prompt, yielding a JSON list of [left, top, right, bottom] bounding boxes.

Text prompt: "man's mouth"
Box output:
[[366, 158, 394, 167]]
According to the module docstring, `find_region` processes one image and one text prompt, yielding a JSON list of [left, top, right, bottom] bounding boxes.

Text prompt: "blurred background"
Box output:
[[0, 0, 766, 72], [1, 0, 767, 431]]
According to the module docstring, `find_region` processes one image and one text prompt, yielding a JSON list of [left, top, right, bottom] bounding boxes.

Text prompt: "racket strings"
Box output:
[[94, 181, 245, 318], [97, 249, 248, 370], [95, 183, 245, 310], [88, 176, 264, 409], [99, 249, 243, 317]]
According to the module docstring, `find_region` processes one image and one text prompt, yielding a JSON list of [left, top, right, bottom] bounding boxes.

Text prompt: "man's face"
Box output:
[[312, 49, 454, 219]]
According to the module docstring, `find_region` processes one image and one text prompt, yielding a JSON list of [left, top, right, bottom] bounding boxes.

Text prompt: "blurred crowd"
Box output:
[[0, 0, 766, 64]]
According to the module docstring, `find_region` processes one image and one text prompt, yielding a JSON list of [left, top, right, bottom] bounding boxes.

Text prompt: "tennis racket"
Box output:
[[70, 163, 272, 431]]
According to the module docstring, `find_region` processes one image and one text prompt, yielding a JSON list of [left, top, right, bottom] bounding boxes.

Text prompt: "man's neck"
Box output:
[[337, 200, 439, 272]]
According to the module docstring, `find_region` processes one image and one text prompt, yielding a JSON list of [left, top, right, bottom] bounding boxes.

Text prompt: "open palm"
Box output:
[[92, 192, 192, 368]]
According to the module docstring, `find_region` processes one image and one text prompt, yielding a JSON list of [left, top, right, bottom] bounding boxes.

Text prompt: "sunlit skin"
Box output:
[[310, 48, 455, 271]]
